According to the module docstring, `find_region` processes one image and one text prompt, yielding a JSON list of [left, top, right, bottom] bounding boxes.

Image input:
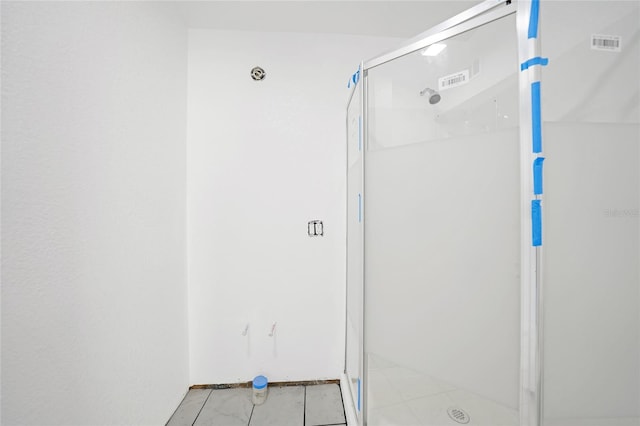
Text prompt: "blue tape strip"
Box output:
[[533, 157, 545, 195], [357, 377, 361, 412], [358, 193, 362, 223], [531, 81, 542, 153], [347, 68, 361, 88], [520, 56, 549, 71], [532, 200, 542, 246], [528, 0, 540, 39], [358, 116, 362, 151]]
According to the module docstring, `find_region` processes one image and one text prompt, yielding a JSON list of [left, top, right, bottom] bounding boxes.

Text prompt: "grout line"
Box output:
[[247, 403, 255, 426], [337, 382, 347, 425], [191, 389, 213, 426], [303, 386, 307, 426]]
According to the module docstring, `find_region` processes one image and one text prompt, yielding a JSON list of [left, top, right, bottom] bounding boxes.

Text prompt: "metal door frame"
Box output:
[[345, 1, 546, 424]]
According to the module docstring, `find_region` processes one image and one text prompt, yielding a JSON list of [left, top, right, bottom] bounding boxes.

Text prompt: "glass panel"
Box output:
[[541, 2, 640, 425], [364, 13, 520, 426], [346, 81, 363, 420]]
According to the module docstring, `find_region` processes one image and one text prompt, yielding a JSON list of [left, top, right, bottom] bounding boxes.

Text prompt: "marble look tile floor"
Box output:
[[167, 383, 346, 426]]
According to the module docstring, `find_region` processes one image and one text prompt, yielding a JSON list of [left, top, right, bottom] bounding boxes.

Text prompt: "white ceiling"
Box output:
[[175, 1, 479, 38]]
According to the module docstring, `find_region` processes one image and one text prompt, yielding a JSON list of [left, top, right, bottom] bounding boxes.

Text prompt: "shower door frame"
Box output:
[[345, 0, 546, 425], [344, 65, 365, 426]]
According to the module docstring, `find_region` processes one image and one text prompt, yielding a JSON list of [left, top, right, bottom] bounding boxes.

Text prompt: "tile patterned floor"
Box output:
[[167, 384, 346, 426]]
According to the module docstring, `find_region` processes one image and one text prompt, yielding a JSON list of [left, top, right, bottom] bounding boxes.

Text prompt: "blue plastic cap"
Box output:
[[253, 375, 268, 390]]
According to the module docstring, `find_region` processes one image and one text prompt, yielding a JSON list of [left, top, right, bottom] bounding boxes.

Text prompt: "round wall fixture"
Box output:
[[251, 66, 266, 81]]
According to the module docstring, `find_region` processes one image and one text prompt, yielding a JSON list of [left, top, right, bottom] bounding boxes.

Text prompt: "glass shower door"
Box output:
[[346, 76, 363, 423], [364, 12, 521, 426], [540, 2, 640, 425]]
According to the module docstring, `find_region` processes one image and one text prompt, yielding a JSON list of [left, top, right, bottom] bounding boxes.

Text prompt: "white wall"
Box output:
[[187, 29, 400, 384], [1, 2, 189, 425]]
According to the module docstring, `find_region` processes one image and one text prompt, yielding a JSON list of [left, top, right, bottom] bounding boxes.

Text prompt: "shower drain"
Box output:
[[447, 406, 470, 424]]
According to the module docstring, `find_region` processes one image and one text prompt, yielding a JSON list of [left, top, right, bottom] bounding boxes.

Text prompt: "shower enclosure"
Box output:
[[344, 1, 639, 425]]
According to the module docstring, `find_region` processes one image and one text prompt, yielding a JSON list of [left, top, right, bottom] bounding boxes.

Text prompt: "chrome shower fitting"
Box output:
[[419, 87, 441, 104]]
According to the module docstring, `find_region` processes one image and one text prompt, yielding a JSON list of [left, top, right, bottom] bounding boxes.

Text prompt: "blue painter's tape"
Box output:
[[520, 56, 549, 71], [528, 0, 540, 39], [358, 116, 362, 151], [357, 377, 361, 412], [533, 157, 545, 195], [532, 200, 542, 246], [358, 193, 362, 223], [531, 81, 542, 153], [347, 67, 361, 89]]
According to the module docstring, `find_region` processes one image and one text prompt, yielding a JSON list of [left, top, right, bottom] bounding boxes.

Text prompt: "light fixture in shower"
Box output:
[[419, 87, 441, 105], [421, 43, 447, 56]]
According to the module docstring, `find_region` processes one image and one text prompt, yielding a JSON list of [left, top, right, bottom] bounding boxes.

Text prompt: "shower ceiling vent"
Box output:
[[251, 66, 266, 81], [447, 407, 470, 424]]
